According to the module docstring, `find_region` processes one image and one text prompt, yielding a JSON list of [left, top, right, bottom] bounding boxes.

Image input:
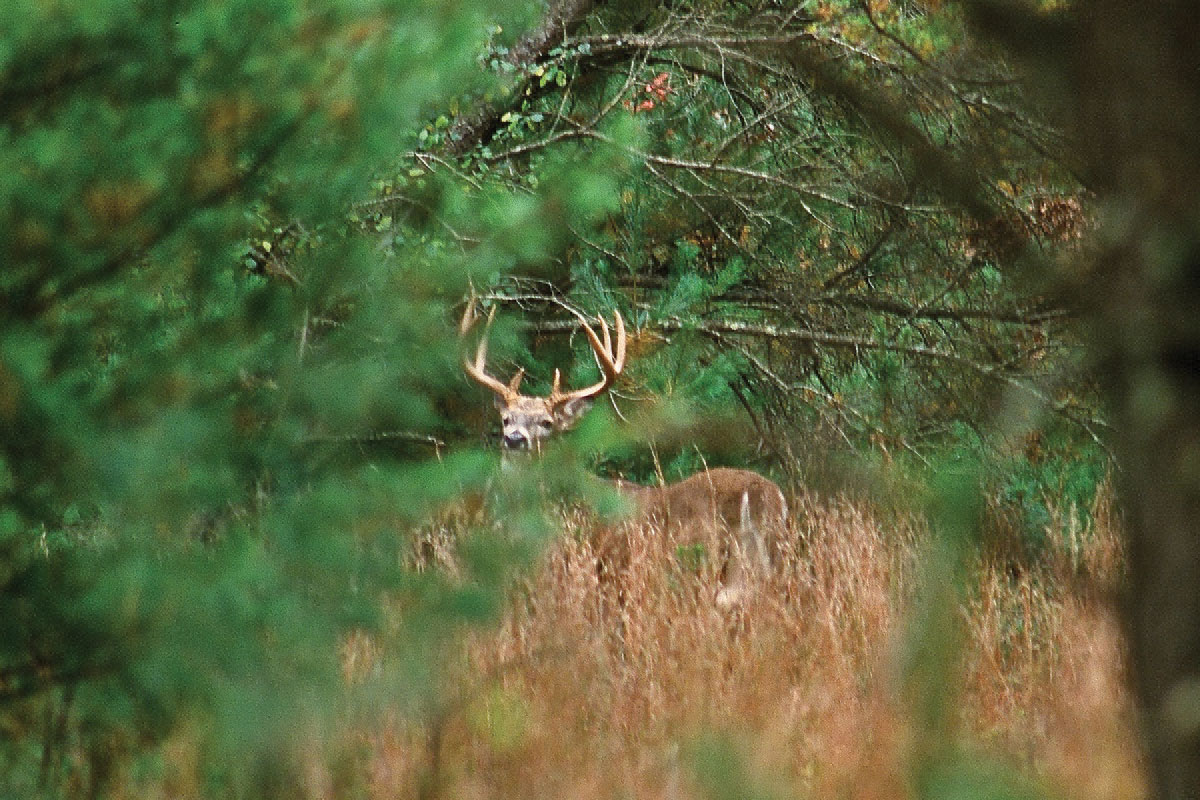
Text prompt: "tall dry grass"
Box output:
[[365, 484, 1144, 800]]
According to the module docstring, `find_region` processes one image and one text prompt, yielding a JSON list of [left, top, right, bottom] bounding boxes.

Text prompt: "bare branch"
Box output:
[[442, 0, 601, 156]]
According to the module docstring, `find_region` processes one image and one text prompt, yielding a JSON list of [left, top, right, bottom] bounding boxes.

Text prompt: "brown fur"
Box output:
[[579, 468, 788, 609]]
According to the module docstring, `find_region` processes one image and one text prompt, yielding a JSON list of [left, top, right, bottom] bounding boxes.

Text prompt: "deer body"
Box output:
[[606, 467, 787, 606], [460, 299, 787, 606], [610, 468, 785, 560]]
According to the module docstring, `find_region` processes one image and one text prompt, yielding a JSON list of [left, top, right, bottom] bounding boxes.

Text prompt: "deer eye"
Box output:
[[539, 419, 554, 430], [501, 416, 512, 426]]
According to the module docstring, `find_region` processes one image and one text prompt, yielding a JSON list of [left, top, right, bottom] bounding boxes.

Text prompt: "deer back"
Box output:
[[594, 467, 787, 586]]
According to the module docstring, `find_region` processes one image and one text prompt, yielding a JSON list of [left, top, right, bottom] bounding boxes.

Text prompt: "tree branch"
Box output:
[[442, 0, 601, 156]]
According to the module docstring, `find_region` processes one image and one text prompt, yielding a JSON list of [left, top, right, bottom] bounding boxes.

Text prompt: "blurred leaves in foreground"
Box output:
[[0, 0, 634, 795]]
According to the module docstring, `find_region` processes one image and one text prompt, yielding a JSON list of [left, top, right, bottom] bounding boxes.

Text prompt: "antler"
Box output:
[[461, 294, 626, 407], [548, 307, 627, 408], [460, 295, 521, 401]]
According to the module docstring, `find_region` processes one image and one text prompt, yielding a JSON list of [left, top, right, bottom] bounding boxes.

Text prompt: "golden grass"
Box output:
[[365, 485, 1145, 800]]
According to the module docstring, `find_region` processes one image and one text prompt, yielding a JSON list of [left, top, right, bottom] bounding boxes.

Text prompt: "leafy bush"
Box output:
[[0, 1, 629, 796]]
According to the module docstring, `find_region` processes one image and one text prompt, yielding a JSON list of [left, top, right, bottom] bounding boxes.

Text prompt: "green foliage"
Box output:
[[0, 1, 633, 796], [986, 432, 1108, 559], [674, 541, 709, 574]]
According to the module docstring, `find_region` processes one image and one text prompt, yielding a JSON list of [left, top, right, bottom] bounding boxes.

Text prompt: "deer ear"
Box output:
[[555, 396, 593, 428]]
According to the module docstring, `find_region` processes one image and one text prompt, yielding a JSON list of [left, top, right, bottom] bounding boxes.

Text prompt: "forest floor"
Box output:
[[364, 485, 1145, 799]]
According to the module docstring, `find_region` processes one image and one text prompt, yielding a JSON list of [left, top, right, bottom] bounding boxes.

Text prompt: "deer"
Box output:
[[460, 297, 788, 608]]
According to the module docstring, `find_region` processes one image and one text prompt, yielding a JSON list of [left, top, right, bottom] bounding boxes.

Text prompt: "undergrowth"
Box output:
[[356, 483, 1141, 800]]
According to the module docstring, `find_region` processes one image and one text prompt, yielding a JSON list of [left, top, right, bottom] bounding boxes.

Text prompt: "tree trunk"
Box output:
[[1002, 2, 1200, 795]]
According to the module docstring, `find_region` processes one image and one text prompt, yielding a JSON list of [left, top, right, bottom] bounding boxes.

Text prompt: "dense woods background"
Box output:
[[2, 0, 1196, 797]]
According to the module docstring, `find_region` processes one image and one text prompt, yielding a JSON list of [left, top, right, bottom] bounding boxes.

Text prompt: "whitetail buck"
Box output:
[[460, 298, 788, 607]]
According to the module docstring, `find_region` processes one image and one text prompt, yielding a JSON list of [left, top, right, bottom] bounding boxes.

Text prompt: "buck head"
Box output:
[[460, 298, 626, 453]]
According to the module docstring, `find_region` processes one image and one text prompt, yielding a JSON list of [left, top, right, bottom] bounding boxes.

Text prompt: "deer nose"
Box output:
[[503, 431, 528, 449]]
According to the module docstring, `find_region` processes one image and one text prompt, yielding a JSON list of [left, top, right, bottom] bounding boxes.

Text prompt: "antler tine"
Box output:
[[550, 307, 627, 406], [612, 310, 627, 372], [458, 292, 477, 337], [597, 313, 614, 362], [592, 308, 626, 375], [459, 298, 514, 400]]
